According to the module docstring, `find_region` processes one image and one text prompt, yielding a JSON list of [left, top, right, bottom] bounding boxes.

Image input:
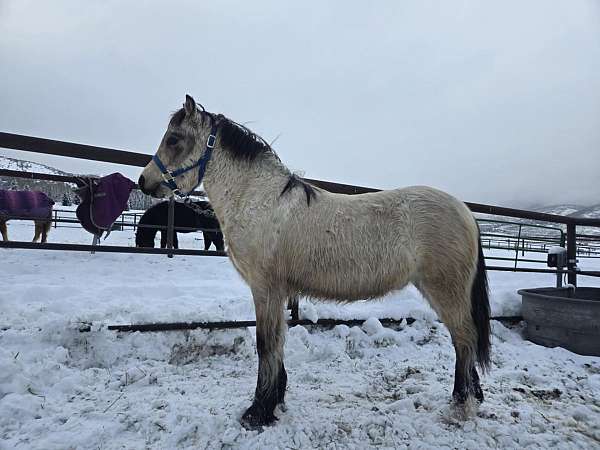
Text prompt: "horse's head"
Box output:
[[139, 95, 217, 198]]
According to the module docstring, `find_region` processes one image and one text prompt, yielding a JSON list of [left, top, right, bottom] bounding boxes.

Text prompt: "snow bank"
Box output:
[[1, 222, 599, 448]]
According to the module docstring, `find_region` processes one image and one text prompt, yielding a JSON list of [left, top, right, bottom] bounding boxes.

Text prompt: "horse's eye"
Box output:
[[166, 135, 180, 146]]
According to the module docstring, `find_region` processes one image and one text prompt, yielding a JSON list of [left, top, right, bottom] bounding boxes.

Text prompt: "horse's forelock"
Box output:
[[169, 108, 186, 127]]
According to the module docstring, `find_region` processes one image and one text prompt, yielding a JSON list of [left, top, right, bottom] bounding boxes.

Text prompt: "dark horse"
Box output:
[[135, 200, 224, 250]]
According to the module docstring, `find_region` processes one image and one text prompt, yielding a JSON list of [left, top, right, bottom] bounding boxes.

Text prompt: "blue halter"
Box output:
[[152, 122, 218, 197]]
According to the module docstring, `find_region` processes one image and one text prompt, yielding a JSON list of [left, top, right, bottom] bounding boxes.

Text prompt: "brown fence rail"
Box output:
[[2, 130, 600, 288]]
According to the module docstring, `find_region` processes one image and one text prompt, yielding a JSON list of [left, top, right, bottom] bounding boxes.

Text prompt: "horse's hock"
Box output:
[[519, 287, 600, 356]]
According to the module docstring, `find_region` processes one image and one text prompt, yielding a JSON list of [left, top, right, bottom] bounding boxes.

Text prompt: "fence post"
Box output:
[[167, 196, 175, 258], [567, 222, 577, 286], [515, 226, 521, 267]]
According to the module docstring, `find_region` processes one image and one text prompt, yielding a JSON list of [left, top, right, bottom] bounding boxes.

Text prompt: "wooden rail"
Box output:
[[4, 132, 600, 226], [3, 130, 600, 287]]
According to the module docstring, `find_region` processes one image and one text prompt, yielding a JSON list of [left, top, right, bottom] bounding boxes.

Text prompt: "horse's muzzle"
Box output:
[[138, 175, 155, 196]]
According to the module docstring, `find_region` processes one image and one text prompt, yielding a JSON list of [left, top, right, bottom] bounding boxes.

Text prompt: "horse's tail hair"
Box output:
[[471, 234, 491, 372]]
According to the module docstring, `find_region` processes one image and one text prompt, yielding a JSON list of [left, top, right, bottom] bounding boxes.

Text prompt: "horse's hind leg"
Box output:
[[242, 284, 287, 429], [287, 295, 299, 320], [215, 234, 225, 251], [0, 221, 7, 241], [41, 221, 51, 243], [202, 232, 212, 250], [32, 222, 42, 243], [417, 282, 479, 404]]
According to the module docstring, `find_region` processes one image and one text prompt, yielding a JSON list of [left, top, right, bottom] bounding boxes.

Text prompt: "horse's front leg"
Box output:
[[242, 285, 287, 429]]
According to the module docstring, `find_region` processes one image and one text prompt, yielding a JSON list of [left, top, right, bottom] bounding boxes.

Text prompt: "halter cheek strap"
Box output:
[[152, 122, 218, 197]]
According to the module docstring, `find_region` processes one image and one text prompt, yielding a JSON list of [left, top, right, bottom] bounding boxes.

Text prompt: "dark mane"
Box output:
[[281, 174, 317, 206], [171, 104, 316, 205], [171, 106, 274, 161], [218, 118, 275, 162]]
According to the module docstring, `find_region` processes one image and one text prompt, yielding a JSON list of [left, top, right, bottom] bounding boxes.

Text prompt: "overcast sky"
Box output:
[[1, 0, 599, 207]]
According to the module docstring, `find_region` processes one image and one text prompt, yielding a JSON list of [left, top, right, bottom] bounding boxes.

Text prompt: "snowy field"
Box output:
[[1, 221, 600, 449]]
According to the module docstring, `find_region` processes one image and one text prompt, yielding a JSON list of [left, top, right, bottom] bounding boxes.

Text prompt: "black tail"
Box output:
[[471, 235, 491, 371]]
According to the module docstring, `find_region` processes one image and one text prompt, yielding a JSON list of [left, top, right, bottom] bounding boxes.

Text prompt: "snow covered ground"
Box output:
[[1, 221, 600, 449]]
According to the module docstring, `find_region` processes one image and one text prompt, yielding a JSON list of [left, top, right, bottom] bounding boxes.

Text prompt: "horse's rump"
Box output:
[[0, 190, 54, 221]]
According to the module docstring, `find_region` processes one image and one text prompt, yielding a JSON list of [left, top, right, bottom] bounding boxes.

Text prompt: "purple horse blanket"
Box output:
[[0, 190, 54, 221], [75, 173, 136, 237]]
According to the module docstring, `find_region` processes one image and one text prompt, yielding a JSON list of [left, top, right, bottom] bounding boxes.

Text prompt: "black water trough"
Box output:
[[519, 287, 600, 356]]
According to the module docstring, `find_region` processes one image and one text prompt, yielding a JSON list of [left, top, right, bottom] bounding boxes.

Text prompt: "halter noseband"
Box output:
[[152, 119, 219, 197]]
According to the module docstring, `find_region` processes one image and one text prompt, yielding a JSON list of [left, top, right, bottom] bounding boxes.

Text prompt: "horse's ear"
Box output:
[[184, 95, 197, 118]]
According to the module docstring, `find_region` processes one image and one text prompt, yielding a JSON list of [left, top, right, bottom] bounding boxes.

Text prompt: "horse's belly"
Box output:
[[293, 262, 412, 302]]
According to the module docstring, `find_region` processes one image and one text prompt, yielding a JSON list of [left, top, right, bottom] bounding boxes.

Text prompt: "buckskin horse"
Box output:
[[138, 95, 491, 429]]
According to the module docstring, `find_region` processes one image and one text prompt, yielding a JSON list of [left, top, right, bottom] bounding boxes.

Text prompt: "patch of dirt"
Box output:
[[513, 387, 562, 401], [169, 336, 248, 365]]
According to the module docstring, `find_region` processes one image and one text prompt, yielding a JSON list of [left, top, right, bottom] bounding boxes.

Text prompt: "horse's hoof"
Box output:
[[241, 404, 277, 430]]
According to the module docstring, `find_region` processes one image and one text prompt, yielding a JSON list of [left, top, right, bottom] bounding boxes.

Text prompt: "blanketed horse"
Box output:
[[135, 200, 224, 250], [0, 189, 54, 243], [138, 96, 491, 428]]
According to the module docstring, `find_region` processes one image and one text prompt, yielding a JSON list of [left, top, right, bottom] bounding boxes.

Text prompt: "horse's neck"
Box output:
[[203, 150, 289, 237]]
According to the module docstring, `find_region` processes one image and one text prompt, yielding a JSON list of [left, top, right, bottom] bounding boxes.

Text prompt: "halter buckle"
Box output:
[[206, 134, 216, 148], [161, 171, 175, 183]]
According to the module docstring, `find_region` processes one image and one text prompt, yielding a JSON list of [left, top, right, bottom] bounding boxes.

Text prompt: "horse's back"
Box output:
[[270, 185, 479, 301]]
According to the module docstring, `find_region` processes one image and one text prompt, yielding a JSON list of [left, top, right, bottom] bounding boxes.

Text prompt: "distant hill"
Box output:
[[0, 155, 72, 176], [477, 203, 600, 244], [533, 204, 600, 219]]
